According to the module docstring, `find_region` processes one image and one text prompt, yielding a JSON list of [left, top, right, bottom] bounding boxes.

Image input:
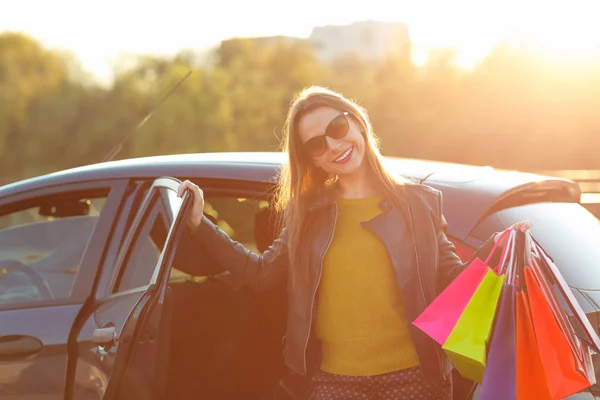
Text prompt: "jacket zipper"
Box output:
[[302, 202, 338, 373], [407, 203, 447, 382]]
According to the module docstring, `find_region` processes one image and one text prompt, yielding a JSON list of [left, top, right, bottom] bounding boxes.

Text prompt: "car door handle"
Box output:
[[0, 335, 43, 359], [92, 326, 117, 346]]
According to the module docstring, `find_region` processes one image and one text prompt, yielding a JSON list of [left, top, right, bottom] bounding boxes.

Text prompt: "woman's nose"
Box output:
[[325, 136, 344, 153]]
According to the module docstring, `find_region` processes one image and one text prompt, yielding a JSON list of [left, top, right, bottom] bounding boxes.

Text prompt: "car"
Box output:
[[0, 152, 599, 400]]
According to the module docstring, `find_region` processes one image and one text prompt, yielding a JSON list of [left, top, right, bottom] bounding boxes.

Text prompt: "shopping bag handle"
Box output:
[[476, 228, 517, 278], [484, 229, 511, 264], [493, 229, 517, 277], [505, 230, 520, 284]]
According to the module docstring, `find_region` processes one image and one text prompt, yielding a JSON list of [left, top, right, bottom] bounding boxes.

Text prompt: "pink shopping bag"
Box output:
[[413, 229, 513, 345]]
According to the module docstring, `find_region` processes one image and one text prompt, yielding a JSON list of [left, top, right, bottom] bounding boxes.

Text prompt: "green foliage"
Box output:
[[1, 32, 599, 181]]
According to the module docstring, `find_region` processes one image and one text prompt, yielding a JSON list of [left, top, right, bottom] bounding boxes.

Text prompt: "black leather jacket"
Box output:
[[193, 183, 497, 384]]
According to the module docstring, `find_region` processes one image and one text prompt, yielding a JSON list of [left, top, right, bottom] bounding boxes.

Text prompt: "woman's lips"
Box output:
[[334, 146, 353, 164]]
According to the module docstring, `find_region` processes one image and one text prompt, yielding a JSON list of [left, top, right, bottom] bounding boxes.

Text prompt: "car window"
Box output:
[[166, 195, 276, 282], [115, 188, 182, 292], [471, 202, 600, 290], [0, 194, 107, 307], [203, 196, 275, 254]]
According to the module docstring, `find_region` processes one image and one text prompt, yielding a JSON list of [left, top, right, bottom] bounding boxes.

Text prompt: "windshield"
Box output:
[[472, 202, 600, 290]]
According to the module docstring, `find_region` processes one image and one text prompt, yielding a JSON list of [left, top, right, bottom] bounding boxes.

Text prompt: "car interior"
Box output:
[[0, 196, 106, 306], [164, 194, 291, 400]]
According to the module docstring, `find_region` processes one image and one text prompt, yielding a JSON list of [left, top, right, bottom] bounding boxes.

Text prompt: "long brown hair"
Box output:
[[275, 86, 407, 287]]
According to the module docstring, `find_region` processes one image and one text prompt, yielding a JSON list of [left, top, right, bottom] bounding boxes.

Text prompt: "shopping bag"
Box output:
[[515, 290, 552, 400], [442, 268, 505, 383], [479, 285, 516, 399], [529, 234, 600, 353], [525, 267, 592, 399], [413, 229, 513, 345], [478, 231, 521, 400], [527, 232, 597, 385]]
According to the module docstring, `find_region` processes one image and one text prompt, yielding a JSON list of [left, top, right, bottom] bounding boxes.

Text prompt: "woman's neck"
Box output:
[[335, 165, 379, 199]]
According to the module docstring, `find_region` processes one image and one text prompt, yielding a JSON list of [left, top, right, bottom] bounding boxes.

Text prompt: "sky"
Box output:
[[2, 0, 600, 84]]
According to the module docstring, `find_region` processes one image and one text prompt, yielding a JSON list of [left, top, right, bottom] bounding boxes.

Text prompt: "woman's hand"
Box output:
[[494, 221, 533, 248], [177, 180, 205, 230]]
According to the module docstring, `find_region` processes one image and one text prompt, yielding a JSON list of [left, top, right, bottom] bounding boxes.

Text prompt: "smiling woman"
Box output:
[[297, 109, 367, 180], [177, 85, 534, 400]]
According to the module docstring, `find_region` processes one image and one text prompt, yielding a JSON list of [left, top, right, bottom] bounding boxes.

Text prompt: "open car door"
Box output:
[[101, 177, 193, 400]]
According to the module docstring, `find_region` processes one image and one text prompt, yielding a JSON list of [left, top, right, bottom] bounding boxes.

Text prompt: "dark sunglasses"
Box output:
[[302, 112, 350, 157]]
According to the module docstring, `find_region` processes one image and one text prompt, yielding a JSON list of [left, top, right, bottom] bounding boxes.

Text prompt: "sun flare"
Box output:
[[504, 0, 599, 63], [405, 0, 600, 68]]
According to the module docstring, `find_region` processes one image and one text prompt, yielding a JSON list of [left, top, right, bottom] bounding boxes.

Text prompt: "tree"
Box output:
[[0, 33, 68, 177]]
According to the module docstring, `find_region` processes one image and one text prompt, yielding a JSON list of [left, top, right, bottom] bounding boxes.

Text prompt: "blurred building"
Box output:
[[221, 21, 410, 63], [308, 21, 410, 62], [245, 35, 307, 47]]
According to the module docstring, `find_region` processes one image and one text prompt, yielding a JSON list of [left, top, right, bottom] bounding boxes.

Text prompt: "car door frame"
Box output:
[[101, 177, 193, 400], [105, 178, 186, 293], [59, 176, 188, 400], [65, 177, 183, 400]]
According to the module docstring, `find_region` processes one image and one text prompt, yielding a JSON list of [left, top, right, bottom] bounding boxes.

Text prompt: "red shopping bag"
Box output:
[[413, 230, 513, 345], [527, 232, 596, 385], [530, 235, 600, 353], [525, 268, 591, 399], [516, 290, 552, 399]]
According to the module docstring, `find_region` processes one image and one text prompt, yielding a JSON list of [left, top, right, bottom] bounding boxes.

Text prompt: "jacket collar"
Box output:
[[305, 183, 403, 213]]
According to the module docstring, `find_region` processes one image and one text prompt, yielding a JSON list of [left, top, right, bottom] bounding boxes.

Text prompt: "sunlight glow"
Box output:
[[1, 0, 599, 82], [505, 2, 600, 65]]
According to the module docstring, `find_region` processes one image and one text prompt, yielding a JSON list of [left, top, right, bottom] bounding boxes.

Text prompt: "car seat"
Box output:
[[254, 206, 279, 253]]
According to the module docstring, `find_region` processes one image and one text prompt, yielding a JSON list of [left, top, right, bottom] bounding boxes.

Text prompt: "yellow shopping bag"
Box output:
[[442, 268, 505, 383]]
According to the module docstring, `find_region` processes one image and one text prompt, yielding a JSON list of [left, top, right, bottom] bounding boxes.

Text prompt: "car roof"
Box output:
[[0, 152, 580, 240]]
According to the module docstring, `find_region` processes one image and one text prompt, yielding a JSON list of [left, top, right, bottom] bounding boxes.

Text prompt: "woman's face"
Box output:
[[296, 106, 367, 177]]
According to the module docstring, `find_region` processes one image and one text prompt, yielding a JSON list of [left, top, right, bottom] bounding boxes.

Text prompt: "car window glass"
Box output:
[[471, 202, 600, 290], [0, 194, 107, 307], [116, 188, 182, 292], [204, 196, 274, 254], [168, 195, 276, 281]]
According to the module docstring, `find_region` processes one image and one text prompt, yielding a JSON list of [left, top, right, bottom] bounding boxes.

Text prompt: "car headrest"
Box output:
[[254, 207, 278, 253]]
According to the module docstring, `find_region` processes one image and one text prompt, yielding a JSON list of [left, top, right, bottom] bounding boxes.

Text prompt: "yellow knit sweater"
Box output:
[[315, 196, 420, 376]]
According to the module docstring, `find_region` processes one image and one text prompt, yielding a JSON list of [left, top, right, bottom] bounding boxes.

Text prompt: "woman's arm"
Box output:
[[436, 213, 498, 293], [193, 215, 290, 293], [178, 179, 289, 293], [434, 191, 531, 293]]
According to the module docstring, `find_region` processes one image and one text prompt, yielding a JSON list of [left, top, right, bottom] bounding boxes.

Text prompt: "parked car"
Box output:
[[0, 152, 599, 400]]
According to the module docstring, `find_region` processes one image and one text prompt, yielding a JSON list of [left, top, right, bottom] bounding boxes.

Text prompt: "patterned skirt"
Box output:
[[306, 366, 451, 400]]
